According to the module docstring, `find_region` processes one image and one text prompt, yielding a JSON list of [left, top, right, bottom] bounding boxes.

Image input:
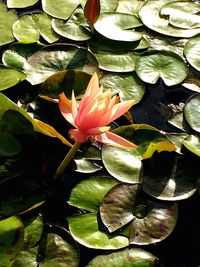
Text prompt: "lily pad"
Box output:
[[87, 248, 162, 266], [135, 50, 188, 86], [139, 0, 200, 38], [184, 94, 200, 133], [117, 0, 146, 17], [12, 14, 59, 44], [68, 176, 118, 212], [0, 65, 26, 91], [68, 213, 129, 249], [184, 35, 200, 72], [74, 158, 102, 173], [52, 8, 92, 41], [24, 44, 98, 85], [142, 153, 197, 201], [183, 134, 200, 157], [102, 145, 142, 183], [0, 2, 18, 46], [160, 1, 200, 29], [94, 12, 143, 41], [168, 112, 190, 132], [42, 0, 80, 20], [100, 72, 145, 103], [0, 216, 24, 266], [7, 0, 39, 8], [0, 132, 22, 157]]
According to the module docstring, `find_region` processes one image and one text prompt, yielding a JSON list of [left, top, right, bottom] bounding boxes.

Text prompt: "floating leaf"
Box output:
[[41, 0, 80, 20], [87, 248, 162, 267], [168, 112, 190, 132], [7, 0, 39, 8], [52, 8, 91, 41], [68, 213, 129, 249], [68, 176, 118, 212], [135, 50, 188, 86], [0, 2, 18, 46], [24, 44, 98, 85], [94, 12, 143, 41], [0, 93, 72, 146], [160, 1, 200, 29], [184, 94, 200, 133], [102, 146, 142, 183], [74, 159, 102, 173], [100, 72, 145, 103], [117, 0, 145, 16], [142, 153, 197, 201], [0, 216, 24, 266], [184, 35, 200, 72], [139, 0, 200, 38], [183, 134, 200, 157], [0, 132, 22, 157], [0, 65, 26, 91]]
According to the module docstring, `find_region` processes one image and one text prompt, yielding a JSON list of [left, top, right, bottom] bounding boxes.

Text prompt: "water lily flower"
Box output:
[[84, 0, 100, 26], [59, 73, 137, 148]]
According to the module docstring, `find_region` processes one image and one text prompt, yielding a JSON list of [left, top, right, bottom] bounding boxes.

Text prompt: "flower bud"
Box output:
[[84, 0, 100, 26]]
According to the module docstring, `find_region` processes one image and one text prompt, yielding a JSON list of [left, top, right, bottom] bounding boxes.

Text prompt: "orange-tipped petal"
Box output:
[[69, 129, 89, 143], [71, 91, 78, 120], [59, 93, 75, 126], [94, 131, 137, 148], [87, 126, 110, 135], [108, 99, 135, 123]]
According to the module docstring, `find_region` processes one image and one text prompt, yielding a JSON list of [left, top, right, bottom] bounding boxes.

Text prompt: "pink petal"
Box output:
[[93, 131, 137, 148], [109, 100, 135, 122], [71, 91, 78, 120], [69, 129, 89, 143], [59, 93, 75, 126]]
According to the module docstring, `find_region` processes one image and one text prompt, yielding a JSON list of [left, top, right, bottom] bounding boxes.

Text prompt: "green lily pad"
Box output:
[[117, 0, 145, 16], [24, 44, 98, 85], [74, 159, 102, 173], [40, 70, 91, 99], [100, 183, 138, 232], [11, 246, 38, 267], [142, 153, 197, 201], [68, 176, 118, 212], [87, 248, 162, 267], [2, 42, 43, 70], [7, 0, 39, 8], [94, 12, 143, 41], [130, 196, 178, 245], [68, 213, 129, 249], [102, 146, 142, 183], [0, 216, 24, 266], [184, 94, 200, 133], [41, 0, 80, 20], [0, 65, 26, 91], [100, 72, 145, 103], [168, 112, 190, 132], [184, 35, 200, 72], [0, 2, 18, 46], [135, 50, 188, 86], [52, 8, 92, 41], [160, 1, 200, 29], [183, 134, 200, 157], [166, 133, 188, 154], [182, 70, 200, 93], [0, 132, 22, 157], [0, 93, 72, 146], [23, 215, 43, 249], [139, 0, 200, 38], [12, 14, 59, 44]]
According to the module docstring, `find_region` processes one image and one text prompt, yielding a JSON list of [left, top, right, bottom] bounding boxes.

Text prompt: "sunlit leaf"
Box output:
[[184, 34, 200, 72], [87, 248, 162, 267], [68, 176, 118, 212], [184, 94, 200, 133], [7, 0, 39, 8], [0, 65, 26, 91], [0, 2, 18, 46], [117, 0, 145, 17], [0, 216, 24, 266], [94, 12, 143, 41], [183, 134, 200, 157], [68, 213, 129, 249], [135, 50, 189, 86], [41, 0, 80, 20]]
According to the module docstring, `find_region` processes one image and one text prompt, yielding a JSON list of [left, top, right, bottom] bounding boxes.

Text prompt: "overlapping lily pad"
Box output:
[[68, 176, 118, 212], [24, 44, 99, 84], [68, 213, 129, 249], [116, 0, 145, 16], [139, 0, 200, 37], [0, 2, 18, 46], [94, 12, 143, 41], [184, 94, 200, 133], [184, 35, 200, 72], [87, 248, 162, 267], [135, 50, 189, 86], [7, 0, 39, 8], [183, 134, 200, 157]]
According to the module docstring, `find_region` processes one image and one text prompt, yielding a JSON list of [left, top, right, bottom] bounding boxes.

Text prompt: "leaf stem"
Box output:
[[53, 142, 81, 180]]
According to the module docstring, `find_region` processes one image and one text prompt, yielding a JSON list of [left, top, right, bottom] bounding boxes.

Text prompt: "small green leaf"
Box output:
[[68, 176, 118, 212], [68, 213, 129, 249], [135, 50, 188, 86]]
